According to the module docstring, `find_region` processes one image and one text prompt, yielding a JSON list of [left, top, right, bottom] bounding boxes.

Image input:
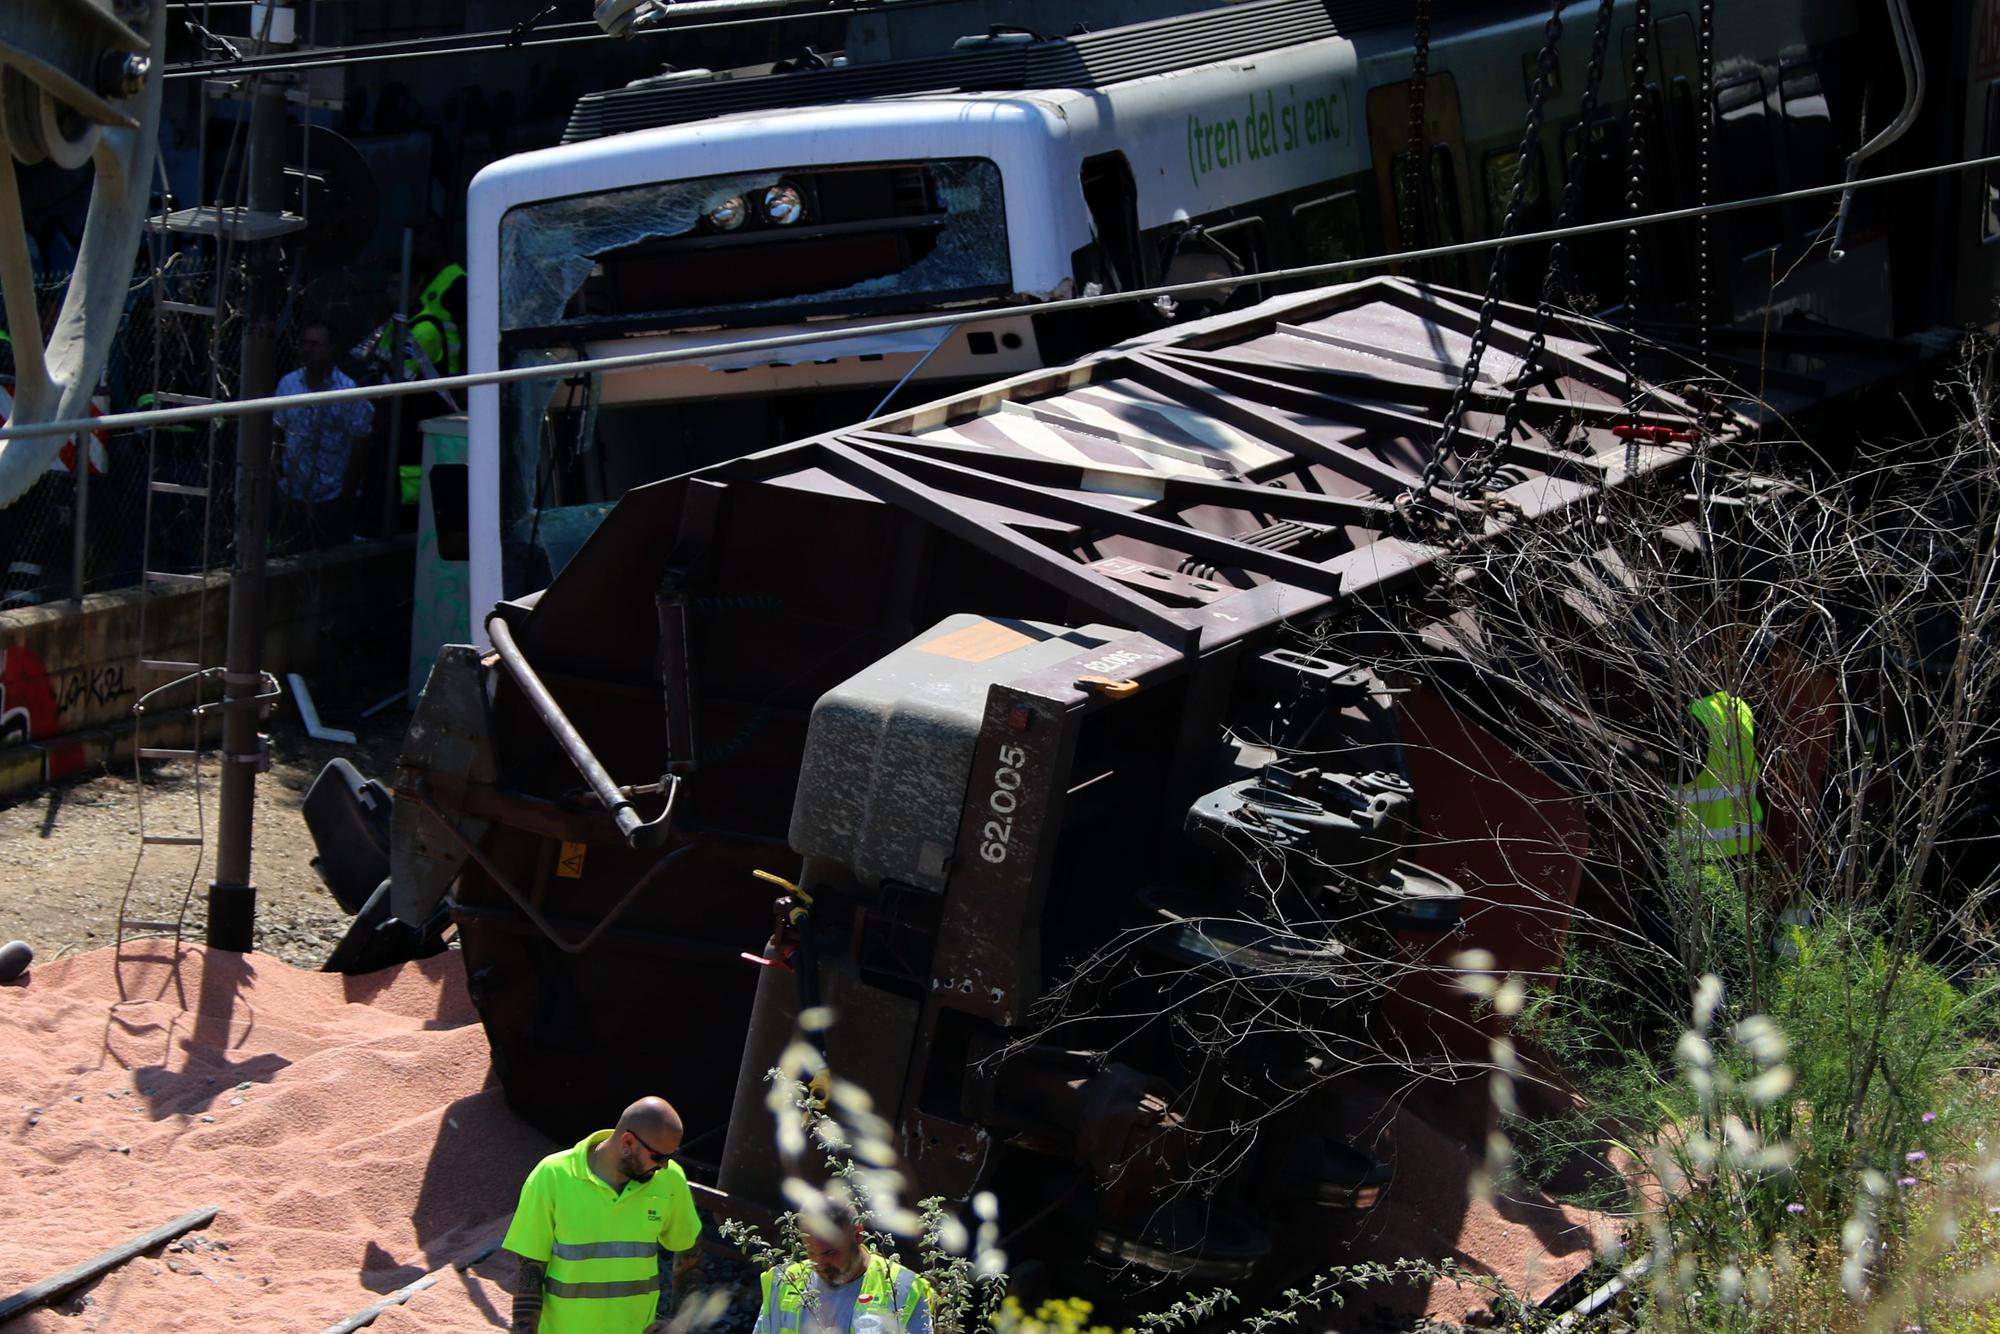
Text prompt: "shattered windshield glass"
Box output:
[[499, 173, 781, 332], [494, 159, 1012, 596], [497, 159, 1010, 333]]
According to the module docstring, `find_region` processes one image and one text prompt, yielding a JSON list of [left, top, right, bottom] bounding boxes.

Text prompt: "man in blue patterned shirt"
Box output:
[[274, 319, 374, 550]]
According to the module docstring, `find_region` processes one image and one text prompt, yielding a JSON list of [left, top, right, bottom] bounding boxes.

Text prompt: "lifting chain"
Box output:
[[1623, 0, 1655, 469], [1491, 0, 1618, 465], [1696, 0, 1718, 429], [1422, 0, 1567, 504], [1399, 0, 1433, 255]]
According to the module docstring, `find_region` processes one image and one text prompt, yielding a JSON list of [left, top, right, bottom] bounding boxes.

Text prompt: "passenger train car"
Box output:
[[457, 0, 1996, 641]]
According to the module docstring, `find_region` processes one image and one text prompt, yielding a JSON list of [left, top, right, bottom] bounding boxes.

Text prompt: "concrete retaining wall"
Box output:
[[0, 538, 415, 795]]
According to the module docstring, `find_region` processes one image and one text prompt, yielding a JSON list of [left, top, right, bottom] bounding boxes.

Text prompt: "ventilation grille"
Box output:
[[564, 0, 1409, 142]]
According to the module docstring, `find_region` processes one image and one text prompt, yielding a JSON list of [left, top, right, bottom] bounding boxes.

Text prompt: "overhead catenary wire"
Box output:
[[162, 0, 964, 80], [166, 25, 612, 78], [4, 145, 1994, 445], [165, 15, 860, 80]]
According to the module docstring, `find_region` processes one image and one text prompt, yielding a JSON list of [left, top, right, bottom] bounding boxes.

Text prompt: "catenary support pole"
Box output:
[[69, 387, 90, 603], [380, 227, 412, 537], [209, 1, 295, 952]]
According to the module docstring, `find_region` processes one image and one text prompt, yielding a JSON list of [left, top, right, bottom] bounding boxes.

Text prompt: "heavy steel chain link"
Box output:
[[1624, 0, 1654, 467], [1492, 0, 1617, 463], [1424, 0, 1567, 502], [1696, 0, 1718, 429], [1399, 0, 1433, 255]]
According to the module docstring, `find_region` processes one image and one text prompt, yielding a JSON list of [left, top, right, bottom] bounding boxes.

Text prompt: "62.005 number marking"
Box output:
[[978, 746, 1028, 864]]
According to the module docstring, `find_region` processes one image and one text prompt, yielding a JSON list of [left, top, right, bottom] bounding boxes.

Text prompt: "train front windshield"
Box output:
[[493, 159, 1011, 595]]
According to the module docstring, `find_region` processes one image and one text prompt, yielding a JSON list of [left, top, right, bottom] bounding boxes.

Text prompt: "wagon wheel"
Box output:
[[0, 0, 166, 505]]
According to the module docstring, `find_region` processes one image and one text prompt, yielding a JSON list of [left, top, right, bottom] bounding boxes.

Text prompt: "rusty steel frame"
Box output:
[[401, 276, 1732, 1258]]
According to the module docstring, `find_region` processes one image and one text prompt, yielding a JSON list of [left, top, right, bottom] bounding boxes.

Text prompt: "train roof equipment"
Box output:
[[566, 0, 1415, 142]]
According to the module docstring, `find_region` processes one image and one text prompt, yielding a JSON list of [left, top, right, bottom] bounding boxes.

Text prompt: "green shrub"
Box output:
[[1490, 920, 1995, 1331], [1762, 924, 1984, 1211]]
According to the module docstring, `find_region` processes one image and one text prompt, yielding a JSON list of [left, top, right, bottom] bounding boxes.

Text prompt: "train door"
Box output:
[[1041, 151, 1152, 364], [1365, 72, 1479, 287], [1079, 151, 1143, 291]]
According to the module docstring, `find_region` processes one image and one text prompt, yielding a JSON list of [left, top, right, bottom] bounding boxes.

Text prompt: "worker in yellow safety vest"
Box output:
[[357, 262, 465, 396], [408, 261, 465, 377], [353, 260, 466, 510], [755, 1199, 933, 1334], [502, 1095, 703, 1334], [1678, 690, 1764, 859]]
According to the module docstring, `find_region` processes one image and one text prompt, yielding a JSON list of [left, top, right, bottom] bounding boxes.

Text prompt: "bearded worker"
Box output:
[[754, 1199, 932, 1334], [504, 1096, 702, 1333]]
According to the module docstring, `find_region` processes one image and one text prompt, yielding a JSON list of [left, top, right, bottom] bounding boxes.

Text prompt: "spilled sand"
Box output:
[[1, 944, 1612, 1332], [0, 943, 547, 1332]]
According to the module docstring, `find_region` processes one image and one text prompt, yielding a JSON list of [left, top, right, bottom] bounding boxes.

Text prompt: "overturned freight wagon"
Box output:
[[384, 277, 1735, 1281]]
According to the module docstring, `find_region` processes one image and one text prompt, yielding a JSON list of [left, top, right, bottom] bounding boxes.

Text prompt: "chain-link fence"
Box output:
[[1, 247, 418, 610]]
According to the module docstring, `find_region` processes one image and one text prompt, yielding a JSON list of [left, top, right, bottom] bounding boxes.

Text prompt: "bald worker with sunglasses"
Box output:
[[504, 1096, 704, 1333]]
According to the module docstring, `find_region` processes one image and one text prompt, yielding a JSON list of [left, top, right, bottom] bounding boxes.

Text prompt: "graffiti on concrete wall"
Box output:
[[0, 645, 87, 781], [54, 662, 132, 716]]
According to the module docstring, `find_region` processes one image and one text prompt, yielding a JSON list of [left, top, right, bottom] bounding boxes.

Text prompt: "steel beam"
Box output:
[[815, 439, 1202, 650], [1124, 354, 1452, 504], [847, 428, 1398, 527], [1154, 347, 1505, 452], [844, 435, 1345, 597]]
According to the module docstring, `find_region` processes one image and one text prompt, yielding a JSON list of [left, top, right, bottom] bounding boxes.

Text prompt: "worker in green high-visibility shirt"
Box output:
[[1677, 690, 1765, 859], [503, 1095, 703, 1334]]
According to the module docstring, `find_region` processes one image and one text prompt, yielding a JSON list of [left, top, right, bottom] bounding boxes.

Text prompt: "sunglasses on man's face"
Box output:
[[628, 1130, 675, 1163]]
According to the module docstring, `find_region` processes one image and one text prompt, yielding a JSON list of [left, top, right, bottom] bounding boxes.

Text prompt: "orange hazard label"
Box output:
[[556, 840, 587, 878], [913, 619, 1036, 663]]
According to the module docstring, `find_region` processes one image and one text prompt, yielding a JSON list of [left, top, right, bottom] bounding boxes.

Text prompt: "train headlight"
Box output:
[[703, 194, 748, 232], [762, 182, 805, 226]]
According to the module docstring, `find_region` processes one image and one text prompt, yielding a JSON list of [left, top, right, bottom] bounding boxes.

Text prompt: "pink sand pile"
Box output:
[[1, 944, 1611, 1332], [0, 943, 550, 1332], [1325, 1091, 1616, 1324]]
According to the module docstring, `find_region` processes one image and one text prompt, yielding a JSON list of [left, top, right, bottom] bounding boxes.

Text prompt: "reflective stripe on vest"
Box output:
[[760, 1256, 926, 1334], [544, 1230, 663, 1322], [553, 1240, 660, 1261], [1679, 691, 1764, 857], [545, 1274, 662, 1300]]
